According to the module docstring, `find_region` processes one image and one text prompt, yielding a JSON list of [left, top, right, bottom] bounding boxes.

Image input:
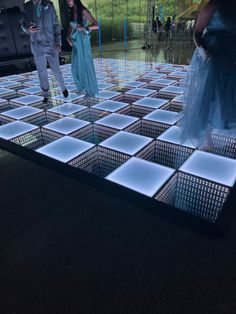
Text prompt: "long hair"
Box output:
[[68, 0, 86, 25]]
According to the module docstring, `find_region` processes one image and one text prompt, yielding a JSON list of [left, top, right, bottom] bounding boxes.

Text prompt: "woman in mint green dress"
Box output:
[[181, 0, 236, 147], [66, 0, 98, 97]]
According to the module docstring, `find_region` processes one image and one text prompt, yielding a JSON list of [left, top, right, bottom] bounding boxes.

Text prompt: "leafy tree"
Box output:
[[86, 0, 200, 43]]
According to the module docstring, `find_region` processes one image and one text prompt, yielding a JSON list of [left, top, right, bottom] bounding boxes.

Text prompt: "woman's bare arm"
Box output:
[[194, 1, 216, 47], [67, 25, 73, 46], [82, 9, 99, 30]]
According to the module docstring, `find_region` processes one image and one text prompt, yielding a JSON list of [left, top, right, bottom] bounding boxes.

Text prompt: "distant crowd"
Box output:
[[152, 15, 196, 41]]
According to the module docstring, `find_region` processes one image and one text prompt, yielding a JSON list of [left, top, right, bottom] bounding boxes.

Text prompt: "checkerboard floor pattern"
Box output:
[[1, 58, 236, 223]]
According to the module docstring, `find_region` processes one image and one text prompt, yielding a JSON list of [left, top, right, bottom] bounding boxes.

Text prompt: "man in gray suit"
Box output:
[[21, 0, 68, 103]]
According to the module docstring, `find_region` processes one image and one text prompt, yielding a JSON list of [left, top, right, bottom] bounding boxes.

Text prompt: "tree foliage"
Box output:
[[86, 0, 201, 43]]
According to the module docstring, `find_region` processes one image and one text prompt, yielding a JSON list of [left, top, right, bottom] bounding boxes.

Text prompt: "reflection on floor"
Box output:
[[0, 58, 236, 224], [92, 39, 195, 65]]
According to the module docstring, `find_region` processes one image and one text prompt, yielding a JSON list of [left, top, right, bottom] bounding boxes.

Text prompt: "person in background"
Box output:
[[152, 19, 157, 33], [191, 18, 195, 30], [171, 15, 176, 29], [185, 19, 192, 32], [156, 16, 163, 41], [180, 0, 236, 148], [177, 18, 185, 33], [65, 0, 98, 98], [190, 18, 195, 36], [164, 16, 172, 39], [156, 16, 162, 32], [21, 0, 68, 104]]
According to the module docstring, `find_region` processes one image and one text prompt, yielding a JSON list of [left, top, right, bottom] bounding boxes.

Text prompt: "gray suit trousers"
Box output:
[[33, 44, 65, 98]]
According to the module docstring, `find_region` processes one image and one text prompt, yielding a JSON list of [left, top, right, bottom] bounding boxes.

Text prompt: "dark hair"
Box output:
[[211, 0, 236, 19], [68, 0, 86, 25]]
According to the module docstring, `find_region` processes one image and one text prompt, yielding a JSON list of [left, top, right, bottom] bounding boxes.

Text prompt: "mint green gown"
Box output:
[[70, 20, 98, 97], [180, 10, 236, 146]]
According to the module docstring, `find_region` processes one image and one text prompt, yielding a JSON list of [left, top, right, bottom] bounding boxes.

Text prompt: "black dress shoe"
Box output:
[[43, 97, 48, 104], [63, 89, 69, 98]]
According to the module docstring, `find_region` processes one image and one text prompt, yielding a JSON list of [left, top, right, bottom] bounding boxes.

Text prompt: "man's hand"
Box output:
[[54, 44, 61, 52], [28, 26, 38, 33]]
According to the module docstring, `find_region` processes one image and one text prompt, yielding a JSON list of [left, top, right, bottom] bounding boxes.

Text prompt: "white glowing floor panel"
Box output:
[[61, 85, 77, 92], [3, 74, 26, 81], [52, 93, 84, 103], [159, 86, 184, 95], [0, 88, 16, 97], [0, 58, 235, 224], [27, 76, 40, 81], [18, 86, 42, 95], [157, 63, 172, 68], [143, 109, 181, 125], [133, 97, 168, 109], [125, 88, 156, 97], [95, 113, 138, 130], [43, 117, 90, 135], [0, 98, 8, 104], [37, 136, 95, 163], [92, 100, 128, 112], [121, 81, 147, 88], [142, 73, 167, 80], [96, 76, 111, 83], [25, 80, 41, 86], [64, 78, 75, 84], [0, 81, 22, 88], [0, 106, 43, 120], [171, 95, 185, 105], [179, 151, 236, 187], [47, 103, 87, 115], [157, 126, 196, 148], [106, 157, 175, 197], [0, 121, 38, 140], [98, 82, 116, 90], [10, 95, 44, 106], [95, 90, 121, 99], [160, 66, 183, 73], [149, 79, 177, 87], [169, 71, 187, 79], [100, 131, 152, 155]]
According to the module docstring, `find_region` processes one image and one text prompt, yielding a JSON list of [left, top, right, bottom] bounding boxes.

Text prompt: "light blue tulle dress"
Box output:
[[70, 20, 98, 97], [181, 10, 236, 146]]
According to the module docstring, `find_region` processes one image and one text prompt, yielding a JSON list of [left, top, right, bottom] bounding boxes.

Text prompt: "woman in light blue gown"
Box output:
[[66, 0, 98, 97], [181, 0, 236, 147]]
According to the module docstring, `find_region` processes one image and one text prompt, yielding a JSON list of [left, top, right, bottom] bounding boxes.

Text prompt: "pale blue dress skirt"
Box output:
[[70, 21, 98, 97], [180, 11, 236, 146]]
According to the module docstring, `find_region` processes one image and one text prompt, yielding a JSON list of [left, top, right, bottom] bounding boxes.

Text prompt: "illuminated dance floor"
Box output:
[[1, 58, 236, 228]]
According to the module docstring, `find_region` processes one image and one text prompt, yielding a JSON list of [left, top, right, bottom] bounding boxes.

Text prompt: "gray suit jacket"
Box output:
[[21, 0, 61, 52]]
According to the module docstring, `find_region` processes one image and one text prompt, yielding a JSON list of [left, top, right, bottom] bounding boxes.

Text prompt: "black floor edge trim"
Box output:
[[1, 137, 234, 238]]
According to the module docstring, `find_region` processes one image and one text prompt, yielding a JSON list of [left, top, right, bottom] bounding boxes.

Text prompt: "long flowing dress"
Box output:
[[70, 20, 98, 97], [181, 10, 236, 146]]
